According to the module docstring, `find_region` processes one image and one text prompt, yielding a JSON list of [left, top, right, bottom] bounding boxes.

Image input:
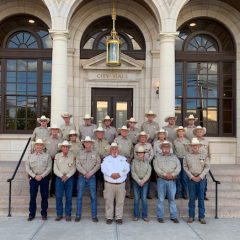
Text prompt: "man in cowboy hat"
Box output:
[[31, 115, 50, 143], [153, 141, 181, 223], [45, 124, 63, 197], [153, 129, 172, 156], [25, 139, 52, 221], [163, 114, 178, 143], [79, 114, 97, 140], [134, 131, 154, 199], [193, 126, 209, 200], [101, 142, 130, 225], [60, 112, 76, 140], [131, 146, 151, 222], [141, 110, 159, 143], [115, 126, 134, 198], [127, 117, 140, 145], [75, 136, 100, 222], [173, 126, 190, 199], [54, 140, 76, 222], [184, 114, 198, 141], [183, 138, 210, 224], [102, 115, 118, 144]]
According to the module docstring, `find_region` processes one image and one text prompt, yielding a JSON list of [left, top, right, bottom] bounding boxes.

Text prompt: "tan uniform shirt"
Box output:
[[134, 143, 154, 163], [141, 121, 160, 143], [173, 138, 190, 158], [184, 126, 196, 141], [54, 152, 76, 178], [104, 126, 118, 144], [198, 138, 209, 156], [131, 158, 151, 184], [162, 125, 178, 143], [60, 123, 76, 140], [45, 135, 62, 158], [79, 124, 97, 140], [69, 141, 83, 158], [114, 136, 133, 160], [153, 154, 181, 178], [183, 153, 210, 179], [128, 127, 140, 145], [31, 127, 50, 142], [25, 152, 52, 178], [76, 149, 101, 176], [94, 139, 110, 160]]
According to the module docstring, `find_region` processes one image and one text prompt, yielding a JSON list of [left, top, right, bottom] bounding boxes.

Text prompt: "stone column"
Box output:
[[158, 32, 178, 127], [49, 30, 69, 126]]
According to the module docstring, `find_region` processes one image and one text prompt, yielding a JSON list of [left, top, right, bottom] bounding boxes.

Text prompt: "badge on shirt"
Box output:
[[68, 162, 73, 167]]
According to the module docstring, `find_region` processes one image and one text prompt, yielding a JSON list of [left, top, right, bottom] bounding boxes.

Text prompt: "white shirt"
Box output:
[[101, 155, 130, 183]]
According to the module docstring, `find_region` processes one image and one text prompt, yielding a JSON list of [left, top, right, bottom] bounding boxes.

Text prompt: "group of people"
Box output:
[[26, 111, 210, 224]]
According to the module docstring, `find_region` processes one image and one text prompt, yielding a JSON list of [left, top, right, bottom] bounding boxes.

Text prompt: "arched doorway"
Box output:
[[175, 18, 236, 136]]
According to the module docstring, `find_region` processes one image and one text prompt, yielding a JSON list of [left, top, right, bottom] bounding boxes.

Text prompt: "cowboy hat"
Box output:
[[164, 114, 177, 123], [68, 130, 78, 136], [145, 110, 156, 117], [103, 115, 114, 121], [37, 115, 50, 123], [193, 126, 207, 136], [93, 126, 105, 133], [175, 126, 186, 133], [83, 114, 93, 120], [160, 140, 171, 148], [58, 140, 72, 148], [135, 146, 146, 153], [118, 125, 129, 133], [61, 112, 72, 118], [110, 142, 118, 148], [81, 136, 95, 143], [185, 114, 198, 122], [48, 124, 59, 130], [32, 138, 45, 146], [138, 131, 149, 139], [189, 138, 202, 146], [126, 117, 137, 123], [156, 128, 168, 137]]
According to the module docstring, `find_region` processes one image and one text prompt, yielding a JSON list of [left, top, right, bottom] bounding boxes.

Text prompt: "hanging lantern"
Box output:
[[106, 0, 121, 66]]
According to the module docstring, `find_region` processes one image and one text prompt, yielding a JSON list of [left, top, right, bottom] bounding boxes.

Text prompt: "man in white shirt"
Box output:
[[101, 142, 130, 225]]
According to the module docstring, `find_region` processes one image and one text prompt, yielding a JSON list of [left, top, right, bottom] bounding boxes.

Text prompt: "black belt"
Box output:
[[105, 181, 125, 185], [157, 176, 176, 181]]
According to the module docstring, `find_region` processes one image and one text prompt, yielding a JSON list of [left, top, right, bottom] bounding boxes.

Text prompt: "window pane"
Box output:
[[175, 75, 182, 97], [7, 84, 16, 94], [17, 60, 27, 71], [223, 123, 232, 134], [28, 60, 37, 71], [206, 122, 218, 135], [223, 75, 232, 86], [223, 63, 232, 74], [42, 84, 51, 95], [27, 84, 37, 94], [28, 72, 37, 83], [17, 83, 26, 94], [7, 60, 16, 71], [7, 72, 16, 82], [17, 72, 27, 83]]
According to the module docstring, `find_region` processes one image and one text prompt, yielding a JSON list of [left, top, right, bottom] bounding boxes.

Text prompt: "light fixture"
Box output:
[[189, 22, 196, 27], [154, 81, 160, 95], [106, 0, 121, 66], [28, 19, 35, 24]]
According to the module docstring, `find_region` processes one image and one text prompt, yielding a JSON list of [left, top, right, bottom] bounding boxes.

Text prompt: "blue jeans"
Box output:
[[29, 176, 49, 217], [176, 158, 189, 197], [55, 176, 74, 217], [133, 180, 149, 218], [76, 175, 97, 218], [157, 178, 177, 219], [188, 178, 206, 219]]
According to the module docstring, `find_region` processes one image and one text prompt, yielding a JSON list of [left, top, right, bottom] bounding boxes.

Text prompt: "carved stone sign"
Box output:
[[96, 73, 128, 79]]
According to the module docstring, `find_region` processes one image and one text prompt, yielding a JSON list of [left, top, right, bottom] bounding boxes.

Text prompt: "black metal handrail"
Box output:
[[7, 137, 31, 217], [208, 169, 221, 219]]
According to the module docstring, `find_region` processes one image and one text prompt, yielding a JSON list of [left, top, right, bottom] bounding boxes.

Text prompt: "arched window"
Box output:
[[0, 15, 52, 133], [80, 16, 146, 60], [175, 18, 236, 137]]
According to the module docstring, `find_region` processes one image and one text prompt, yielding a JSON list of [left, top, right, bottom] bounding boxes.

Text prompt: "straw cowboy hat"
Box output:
[[110, 142, 118, 148], [93, 126, 105, 133], [81, 136, 95, 143], [138, 131, 149, 140], [164, 114, 177, 123], [48, 124, 59, 130], [68, 130, 78, 136], [61, 112, 72, 118], [160, 140, 171, 148], [189, 138, 202, 146], [126, 117, 137, 123], [118, 125, 129, 133], [58, 140, 72, 148], [156, 128, 168, 137], [135, 146, 146, 153], [145, 110, 156, 118], [193, 126, 207, 136], [185, 114, 198, 122], [83, 114, 93, 120], [103, 115, 114, 122], [32, 138, 45, 146], [175, 126, 186, 133], [37, 115, 50, 123]]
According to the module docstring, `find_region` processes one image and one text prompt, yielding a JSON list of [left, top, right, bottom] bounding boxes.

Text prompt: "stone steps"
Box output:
[[1, 161, 240, 217]]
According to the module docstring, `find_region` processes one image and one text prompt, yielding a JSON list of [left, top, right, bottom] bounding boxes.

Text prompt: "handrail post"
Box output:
[[8, 181, 12, 217], [215, 181, 219, 219]]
